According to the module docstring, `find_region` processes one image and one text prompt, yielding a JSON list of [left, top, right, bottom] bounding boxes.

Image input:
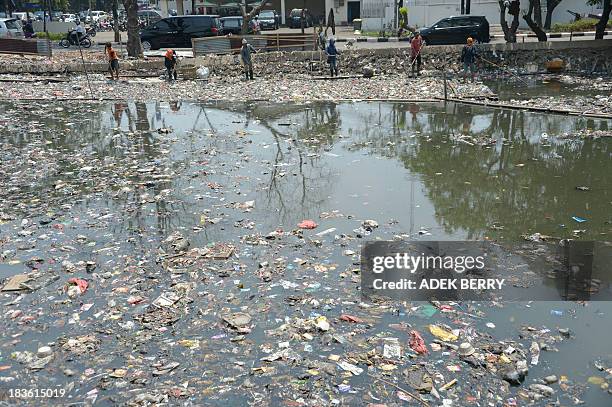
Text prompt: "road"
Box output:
[[62, 26, 606, 55]]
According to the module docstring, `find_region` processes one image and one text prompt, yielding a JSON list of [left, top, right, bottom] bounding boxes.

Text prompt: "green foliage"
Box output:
[[36, 32, 65, 41], [551, 18, 611, 32], [399, 6, 408, 28]]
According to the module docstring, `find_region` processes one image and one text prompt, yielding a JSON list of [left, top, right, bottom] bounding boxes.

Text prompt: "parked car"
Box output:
[[0, 18, 24, 38], [12, 12, 28, 22], [138, 9, 162, 25], [419, 15, 490, 45], [257, 10, 279, 30], [140, 15, 221, 51], [220, 16, 243, 35], [62, 14, 78, 23], [88, 11, 109, 23], [288, 8, 312, 28]]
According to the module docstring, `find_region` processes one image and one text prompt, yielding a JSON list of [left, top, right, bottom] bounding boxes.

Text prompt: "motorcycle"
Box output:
[[86, 26, 96, 37], [59, 31, 92, 48]]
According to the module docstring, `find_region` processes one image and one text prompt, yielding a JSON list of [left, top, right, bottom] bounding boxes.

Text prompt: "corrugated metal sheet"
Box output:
[[193, 37, 233, 56], [0, 38, 52, 57], [37, 39, 52, 57], [193, 34, 314, 56]]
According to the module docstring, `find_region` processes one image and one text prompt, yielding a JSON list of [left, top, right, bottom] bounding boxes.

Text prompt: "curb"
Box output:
[[334, 31, 609, 43]]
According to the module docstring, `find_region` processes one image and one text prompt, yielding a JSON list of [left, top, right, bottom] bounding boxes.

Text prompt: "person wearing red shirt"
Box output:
[[409, 32, 424, 78]]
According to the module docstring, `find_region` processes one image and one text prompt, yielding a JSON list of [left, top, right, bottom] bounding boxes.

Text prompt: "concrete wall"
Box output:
[[361, 6, 395, 31], [32, 21, 75, 34]]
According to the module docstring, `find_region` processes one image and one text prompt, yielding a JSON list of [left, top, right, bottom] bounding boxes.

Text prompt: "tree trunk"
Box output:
[[241, 0, 267, 34], [523, 1, 547, 41], [113, 0, 120, 43], [533, 0, 542, 27], [544, 0, 561, 30], [176, 0, 184, 15], [595, 0, 611, 40], [122, 0, 142, 58], [300, 9, 304, 34], [326, 8, 335, 36], [191, 0, 196, 14], [499, 0, 519, 43]]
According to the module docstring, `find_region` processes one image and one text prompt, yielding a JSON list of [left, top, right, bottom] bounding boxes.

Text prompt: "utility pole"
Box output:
[[394, 0, 398, 31]]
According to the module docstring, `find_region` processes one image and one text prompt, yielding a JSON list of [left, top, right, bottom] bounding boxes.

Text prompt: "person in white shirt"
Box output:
[[72, 21, 85, 44]]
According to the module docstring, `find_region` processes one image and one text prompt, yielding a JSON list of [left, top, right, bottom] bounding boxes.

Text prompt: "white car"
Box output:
[[0, 18, 24, 38], [89, 11, 109, 22], [12, 12, 28, 22], [62, 13, 78, 23]]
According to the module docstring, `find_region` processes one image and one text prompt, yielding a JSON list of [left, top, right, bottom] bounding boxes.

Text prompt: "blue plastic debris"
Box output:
[[571, 216, 587, 223]]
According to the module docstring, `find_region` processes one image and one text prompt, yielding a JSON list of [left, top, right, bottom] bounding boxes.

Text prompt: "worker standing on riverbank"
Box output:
[[326, 37, 340, 77], [165, 49, 178, 81], [461, 37, 479, 82], [240, 39, 257, 80], [409, 31, 423, 78], [105, 43, 120, 81]]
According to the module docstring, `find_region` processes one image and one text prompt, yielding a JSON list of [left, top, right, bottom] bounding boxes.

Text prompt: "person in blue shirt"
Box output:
[[460, 37, 479, 82], [325, 37, 339, 77]]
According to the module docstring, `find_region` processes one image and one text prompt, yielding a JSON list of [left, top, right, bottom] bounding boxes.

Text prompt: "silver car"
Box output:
[[0, 18, 24, 38]]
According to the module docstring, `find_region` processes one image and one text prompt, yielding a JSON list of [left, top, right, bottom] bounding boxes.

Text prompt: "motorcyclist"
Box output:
[[23, 18, 35, 39], [72, 21, 86, 44]]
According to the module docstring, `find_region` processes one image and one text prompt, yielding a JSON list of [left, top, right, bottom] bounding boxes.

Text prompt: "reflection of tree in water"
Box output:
[[350, 102, 611, 240], [118, 102, 186, 240], [254, 102, 340, 225]]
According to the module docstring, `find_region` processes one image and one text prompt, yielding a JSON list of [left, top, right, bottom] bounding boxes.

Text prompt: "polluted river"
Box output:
[[0, 99, 611, 406]]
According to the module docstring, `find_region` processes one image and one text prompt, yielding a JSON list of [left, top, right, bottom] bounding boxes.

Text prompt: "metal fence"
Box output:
[[192, 33, 316, 56], [0, 38, 52, 57]]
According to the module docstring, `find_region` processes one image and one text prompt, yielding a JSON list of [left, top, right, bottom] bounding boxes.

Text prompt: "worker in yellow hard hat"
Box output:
[[461, 37, 479, 82]]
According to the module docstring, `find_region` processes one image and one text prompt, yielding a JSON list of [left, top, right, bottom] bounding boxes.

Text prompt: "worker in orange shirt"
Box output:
[[105, 43, 120, 81], [165, 49, 178, 81]]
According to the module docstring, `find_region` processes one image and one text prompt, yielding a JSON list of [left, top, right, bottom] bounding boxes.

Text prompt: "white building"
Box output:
[[324, 0, 363, 25], [327, 0, 605, 31], [403, 0, 604, 30], [151, 0, 218, 17]]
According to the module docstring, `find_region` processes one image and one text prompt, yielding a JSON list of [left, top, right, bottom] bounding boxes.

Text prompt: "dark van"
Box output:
[[419, 15, 490, 45], [140, 15, 221, 51]]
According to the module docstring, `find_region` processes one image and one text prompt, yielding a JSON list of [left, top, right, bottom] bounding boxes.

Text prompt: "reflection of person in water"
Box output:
[[113, 103, 127, 126], [170, 101, 181, 112], [559, 240, 595, 301], [409, 103, 420, 123]]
